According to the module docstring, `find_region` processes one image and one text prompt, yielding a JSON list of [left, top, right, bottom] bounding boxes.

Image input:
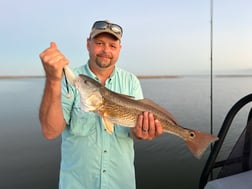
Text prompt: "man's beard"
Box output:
[[95, 54, 113, 68]]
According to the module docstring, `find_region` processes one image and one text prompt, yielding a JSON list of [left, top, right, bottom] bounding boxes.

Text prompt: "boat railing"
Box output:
[[199, 93, 252, 189]]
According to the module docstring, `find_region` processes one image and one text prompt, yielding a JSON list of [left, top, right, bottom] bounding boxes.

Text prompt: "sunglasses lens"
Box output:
[[111, 24, 122, 34], [93, 21, 108, 29]]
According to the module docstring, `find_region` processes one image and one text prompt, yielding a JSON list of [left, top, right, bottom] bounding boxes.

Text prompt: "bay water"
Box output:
[[1, 76, 252, 189]]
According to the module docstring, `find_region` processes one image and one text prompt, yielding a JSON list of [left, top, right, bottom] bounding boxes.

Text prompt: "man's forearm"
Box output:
[[39, 79, 66, 139]]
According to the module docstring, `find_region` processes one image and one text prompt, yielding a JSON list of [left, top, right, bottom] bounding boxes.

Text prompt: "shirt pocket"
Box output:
[[114, 125, 131, 138], [69, 106, 98, 136]]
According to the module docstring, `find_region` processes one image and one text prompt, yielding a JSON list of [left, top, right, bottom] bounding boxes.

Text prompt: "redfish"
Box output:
[[64, 66, 218, 158]]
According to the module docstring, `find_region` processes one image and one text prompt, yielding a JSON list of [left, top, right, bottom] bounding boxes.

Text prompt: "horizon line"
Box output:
[[1, 74, 252, 79]]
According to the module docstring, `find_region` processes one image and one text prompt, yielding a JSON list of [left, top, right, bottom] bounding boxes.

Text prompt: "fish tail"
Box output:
[[185, 130, 218, 159]]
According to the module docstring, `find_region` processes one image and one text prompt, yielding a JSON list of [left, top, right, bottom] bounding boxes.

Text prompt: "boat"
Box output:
[[199, 94, 252, 189]]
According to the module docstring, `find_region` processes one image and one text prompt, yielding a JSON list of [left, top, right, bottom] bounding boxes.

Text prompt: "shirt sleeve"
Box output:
[[130, 74, 144, 100]]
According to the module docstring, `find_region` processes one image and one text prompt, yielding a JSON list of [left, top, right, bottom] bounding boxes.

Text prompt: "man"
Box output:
[[39, 20, 163, 189]]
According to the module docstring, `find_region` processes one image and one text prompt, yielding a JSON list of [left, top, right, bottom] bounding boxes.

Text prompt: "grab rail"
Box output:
[[199, 93, 252, 189]]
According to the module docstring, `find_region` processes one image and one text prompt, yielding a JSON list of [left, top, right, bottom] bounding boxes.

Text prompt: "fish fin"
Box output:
[[102, 117, 114, 134], [120, 94, 135, 99], [184, 129, 218, 159], [139, 98, 178, 124], [109, 90, 135, 99]]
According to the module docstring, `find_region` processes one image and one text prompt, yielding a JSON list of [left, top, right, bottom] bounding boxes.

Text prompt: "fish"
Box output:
[[63, 66, 218, 159]]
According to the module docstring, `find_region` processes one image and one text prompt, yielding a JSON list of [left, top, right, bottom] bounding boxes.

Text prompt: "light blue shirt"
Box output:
[[60, 63, 143, 189]]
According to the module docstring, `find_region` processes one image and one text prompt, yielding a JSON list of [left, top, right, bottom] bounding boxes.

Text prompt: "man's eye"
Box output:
[[111, 45, 116, 49]]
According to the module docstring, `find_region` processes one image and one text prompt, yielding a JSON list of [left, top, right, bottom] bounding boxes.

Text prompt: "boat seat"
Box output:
[[204, 170, 252, 189]]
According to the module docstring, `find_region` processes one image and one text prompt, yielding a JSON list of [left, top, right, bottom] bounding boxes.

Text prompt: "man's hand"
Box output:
[[39, 42, 68, 139], [39, 42, 69, 81], [132, 112, 163, 140]]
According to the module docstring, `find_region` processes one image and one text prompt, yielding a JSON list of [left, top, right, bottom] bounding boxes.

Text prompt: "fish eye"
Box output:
[[189, 132, 195, 138]]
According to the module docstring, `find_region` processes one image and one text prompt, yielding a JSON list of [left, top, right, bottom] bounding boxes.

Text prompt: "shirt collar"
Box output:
[[83, 62, 118, 84], [83, 62, 99, 81]]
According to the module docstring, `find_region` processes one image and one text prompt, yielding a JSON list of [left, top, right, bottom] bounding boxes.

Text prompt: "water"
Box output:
[[1, 76, 252, 189], [0, 78, 61, 189]]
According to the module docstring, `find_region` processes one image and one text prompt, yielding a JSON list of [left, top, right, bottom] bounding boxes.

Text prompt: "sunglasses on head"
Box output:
[[92, 21, 123, 36]]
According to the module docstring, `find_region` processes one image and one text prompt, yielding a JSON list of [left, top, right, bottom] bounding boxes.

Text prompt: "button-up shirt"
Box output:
[[60, 63, 143, 189]]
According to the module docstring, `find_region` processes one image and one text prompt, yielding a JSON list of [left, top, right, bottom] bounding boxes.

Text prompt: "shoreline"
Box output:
[[0, 75, 181, 79], [0, 75, 45, 79], [0, 74, 252, 79]]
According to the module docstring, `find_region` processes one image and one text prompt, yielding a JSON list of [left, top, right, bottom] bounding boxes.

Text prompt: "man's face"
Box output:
[[87, 33, 121, 70]]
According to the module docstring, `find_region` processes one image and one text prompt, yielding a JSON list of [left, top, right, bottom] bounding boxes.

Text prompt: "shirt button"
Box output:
[[103, 170, 106, 173], [104, 150, 107, 153]]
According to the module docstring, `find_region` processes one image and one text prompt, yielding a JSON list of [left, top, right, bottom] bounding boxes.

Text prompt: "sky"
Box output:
[[0, 0, 251, 76]]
